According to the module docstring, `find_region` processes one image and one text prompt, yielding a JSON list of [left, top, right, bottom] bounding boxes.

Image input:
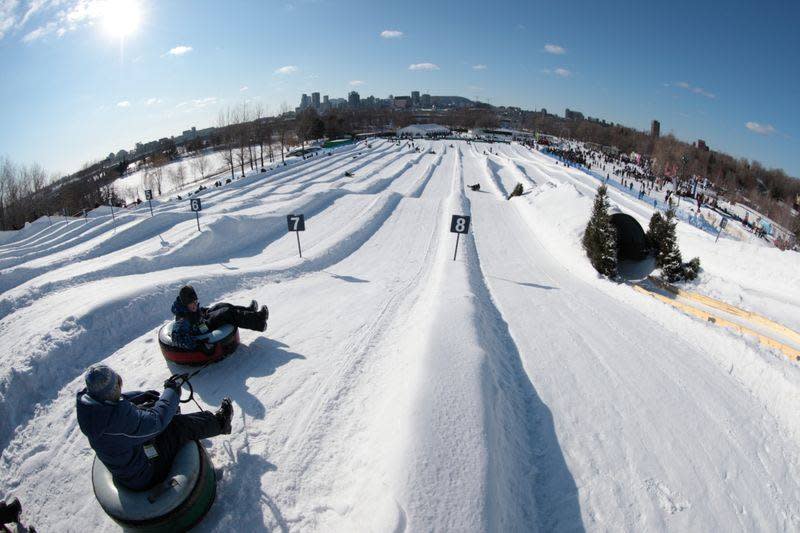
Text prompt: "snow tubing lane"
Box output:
[[92, 441, 216, 533], [158, 322, 240, 366]]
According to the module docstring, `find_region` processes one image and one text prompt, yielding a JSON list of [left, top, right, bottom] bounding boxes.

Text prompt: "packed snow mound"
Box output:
[[1, 139, 799, 532]]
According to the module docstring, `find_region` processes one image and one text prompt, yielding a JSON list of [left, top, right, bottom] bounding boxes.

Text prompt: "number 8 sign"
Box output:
[[450, 215, 470, 234], [450, 214, 470, 261]]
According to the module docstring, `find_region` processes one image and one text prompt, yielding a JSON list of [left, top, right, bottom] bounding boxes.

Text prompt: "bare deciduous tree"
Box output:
[[190, 153, 208, 183], [218, 108, 236, 180]]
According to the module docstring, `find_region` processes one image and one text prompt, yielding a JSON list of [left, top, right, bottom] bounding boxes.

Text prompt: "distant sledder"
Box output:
[[158, 285, 268, 365]]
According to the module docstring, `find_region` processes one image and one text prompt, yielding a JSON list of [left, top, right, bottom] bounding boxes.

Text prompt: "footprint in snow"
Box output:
[[644, 478, 691, 514]]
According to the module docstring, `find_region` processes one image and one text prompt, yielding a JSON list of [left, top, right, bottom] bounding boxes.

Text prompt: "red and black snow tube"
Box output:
[[158, 322, 240, 366]]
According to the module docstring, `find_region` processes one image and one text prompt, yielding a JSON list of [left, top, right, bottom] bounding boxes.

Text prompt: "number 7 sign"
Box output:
[[286, 214, 306, 232], [287, 214, 306, 258]]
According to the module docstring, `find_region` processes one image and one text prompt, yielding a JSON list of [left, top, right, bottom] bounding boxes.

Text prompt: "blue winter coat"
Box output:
[[170, 297, 210, 350], [76, 387, 179, 490]]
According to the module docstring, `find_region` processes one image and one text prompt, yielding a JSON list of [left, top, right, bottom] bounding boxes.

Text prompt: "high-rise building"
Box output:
[[411, 91, 420, 106], [299, 93, 310, 109], [312, 92, 320, 109], [348, 91, 361, 108], [420, 93, 431, 108], [651, 120, 660, 138], [323, 95, 329, 105]]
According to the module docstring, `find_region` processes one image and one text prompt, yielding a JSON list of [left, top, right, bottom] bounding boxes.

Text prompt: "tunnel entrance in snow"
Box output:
[[610, 213, 646, 260], [610, 212, 654, 281]]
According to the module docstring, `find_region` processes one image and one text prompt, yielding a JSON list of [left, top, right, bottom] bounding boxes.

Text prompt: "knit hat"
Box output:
[[85, 364, 120, 401], [179, 285, 198, 305]]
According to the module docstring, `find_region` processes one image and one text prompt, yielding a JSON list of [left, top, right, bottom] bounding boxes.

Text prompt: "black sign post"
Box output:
[[83, 209, 88, 224], [450, 215, 471, 261], [63, 207, 68, 223], [716, 217, 728, 243], [287, 214, 306, 258], [145, 189, 154, 217], [109, 199, 117, 230], [190, 198, 202, 231]]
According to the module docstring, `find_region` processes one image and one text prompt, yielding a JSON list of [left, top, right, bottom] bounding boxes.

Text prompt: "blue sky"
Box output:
[[1, 0, 798, 178]]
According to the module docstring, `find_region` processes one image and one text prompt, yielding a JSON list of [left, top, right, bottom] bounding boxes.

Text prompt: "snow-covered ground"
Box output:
[[1, 139, 799, 531]]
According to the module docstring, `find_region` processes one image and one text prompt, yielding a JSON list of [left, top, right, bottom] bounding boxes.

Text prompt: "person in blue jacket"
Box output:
[[76, 364, 233, 490], [170, 285, 268, 353]]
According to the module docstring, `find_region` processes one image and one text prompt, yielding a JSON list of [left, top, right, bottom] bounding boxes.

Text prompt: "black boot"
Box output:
[[260, 305, 269, 322], [0, 497, 21, 524], [215, 397, 233, 435], [248, 300, 258, 312]]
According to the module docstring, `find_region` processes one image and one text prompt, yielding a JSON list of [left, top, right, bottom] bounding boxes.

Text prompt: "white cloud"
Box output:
[[745, 122, 776, 135], [116, 100, 131, 108], [380, 29, 403, 39], [22, 21, 56, 42], [176, 97, 218, 111], [274, 65, 298, 75], [472, 64, 487, 70], [240, 85, 249, 92], [554, 67, 571, 77], [670, 81, 715, 99], [168, 45, 192, 56], [349, 80, 364, 86], [409, 62, 439, 71], [5, 0, 115, 42], [19, 0, 45, 27], [544, 43, 566, 55], [0, 0, 18, 40], [144, 97, 163, 106]]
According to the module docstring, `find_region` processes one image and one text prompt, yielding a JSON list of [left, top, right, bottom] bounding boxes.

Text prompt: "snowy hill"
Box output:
[[1, 139, 799, 531]]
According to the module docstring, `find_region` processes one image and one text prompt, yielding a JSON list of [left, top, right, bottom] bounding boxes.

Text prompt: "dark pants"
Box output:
[[149, 412, 222, 485], [205, 302, 265, 332]]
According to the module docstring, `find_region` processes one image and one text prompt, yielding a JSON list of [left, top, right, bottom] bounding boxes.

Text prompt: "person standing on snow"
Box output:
[[170, 285, 268, 353], [76, 364, 233, 491]]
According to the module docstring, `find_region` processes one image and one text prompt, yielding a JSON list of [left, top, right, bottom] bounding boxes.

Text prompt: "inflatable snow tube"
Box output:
[[158, 322, 239, 366], [92, 441, 216, 532]]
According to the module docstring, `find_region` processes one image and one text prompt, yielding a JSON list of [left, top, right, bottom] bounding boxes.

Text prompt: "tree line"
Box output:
[[1, 103, 797, 241]]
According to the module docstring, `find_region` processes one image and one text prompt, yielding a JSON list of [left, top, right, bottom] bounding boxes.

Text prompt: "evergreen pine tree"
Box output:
[[582, 185, 618, 277], [659, 209, 684, 282], [645, 211, 666, 261]]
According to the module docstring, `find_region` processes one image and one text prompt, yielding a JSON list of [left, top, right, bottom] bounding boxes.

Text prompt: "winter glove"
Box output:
[[164, 374, 188, 392], [198, 323, 209, 334]]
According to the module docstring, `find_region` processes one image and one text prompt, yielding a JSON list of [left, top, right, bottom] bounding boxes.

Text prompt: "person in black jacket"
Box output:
[[170, 285, 268, 352], [76, 364, 233, 490]]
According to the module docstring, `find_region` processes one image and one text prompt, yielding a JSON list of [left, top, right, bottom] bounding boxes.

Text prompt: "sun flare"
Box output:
[[102, 0, 141, 37]]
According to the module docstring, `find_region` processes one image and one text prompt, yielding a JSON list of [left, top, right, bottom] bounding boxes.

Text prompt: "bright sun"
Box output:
[[102, 0, 141, 37]]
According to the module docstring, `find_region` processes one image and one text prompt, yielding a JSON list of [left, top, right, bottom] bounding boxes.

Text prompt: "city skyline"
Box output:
[[0, 0, 797, 177]]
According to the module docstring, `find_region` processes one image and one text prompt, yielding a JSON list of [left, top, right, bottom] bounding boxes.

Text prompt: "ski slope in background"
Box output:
[[1, 139, 799, 532]]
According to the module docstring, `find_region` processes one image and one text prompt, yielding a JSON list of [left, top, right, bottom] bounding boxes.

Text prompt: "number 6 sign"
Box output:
[[190, 198, 202, 231], [450, 215, 471, 261]]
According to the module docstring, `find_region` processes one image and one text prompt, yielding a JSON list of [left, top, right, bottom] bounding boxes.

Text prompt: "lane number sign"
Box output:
[[190, 198, 202, 212], [145, 189, 153, 200], [450, 215, 471, 234], [287, 214, 306, 232]]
